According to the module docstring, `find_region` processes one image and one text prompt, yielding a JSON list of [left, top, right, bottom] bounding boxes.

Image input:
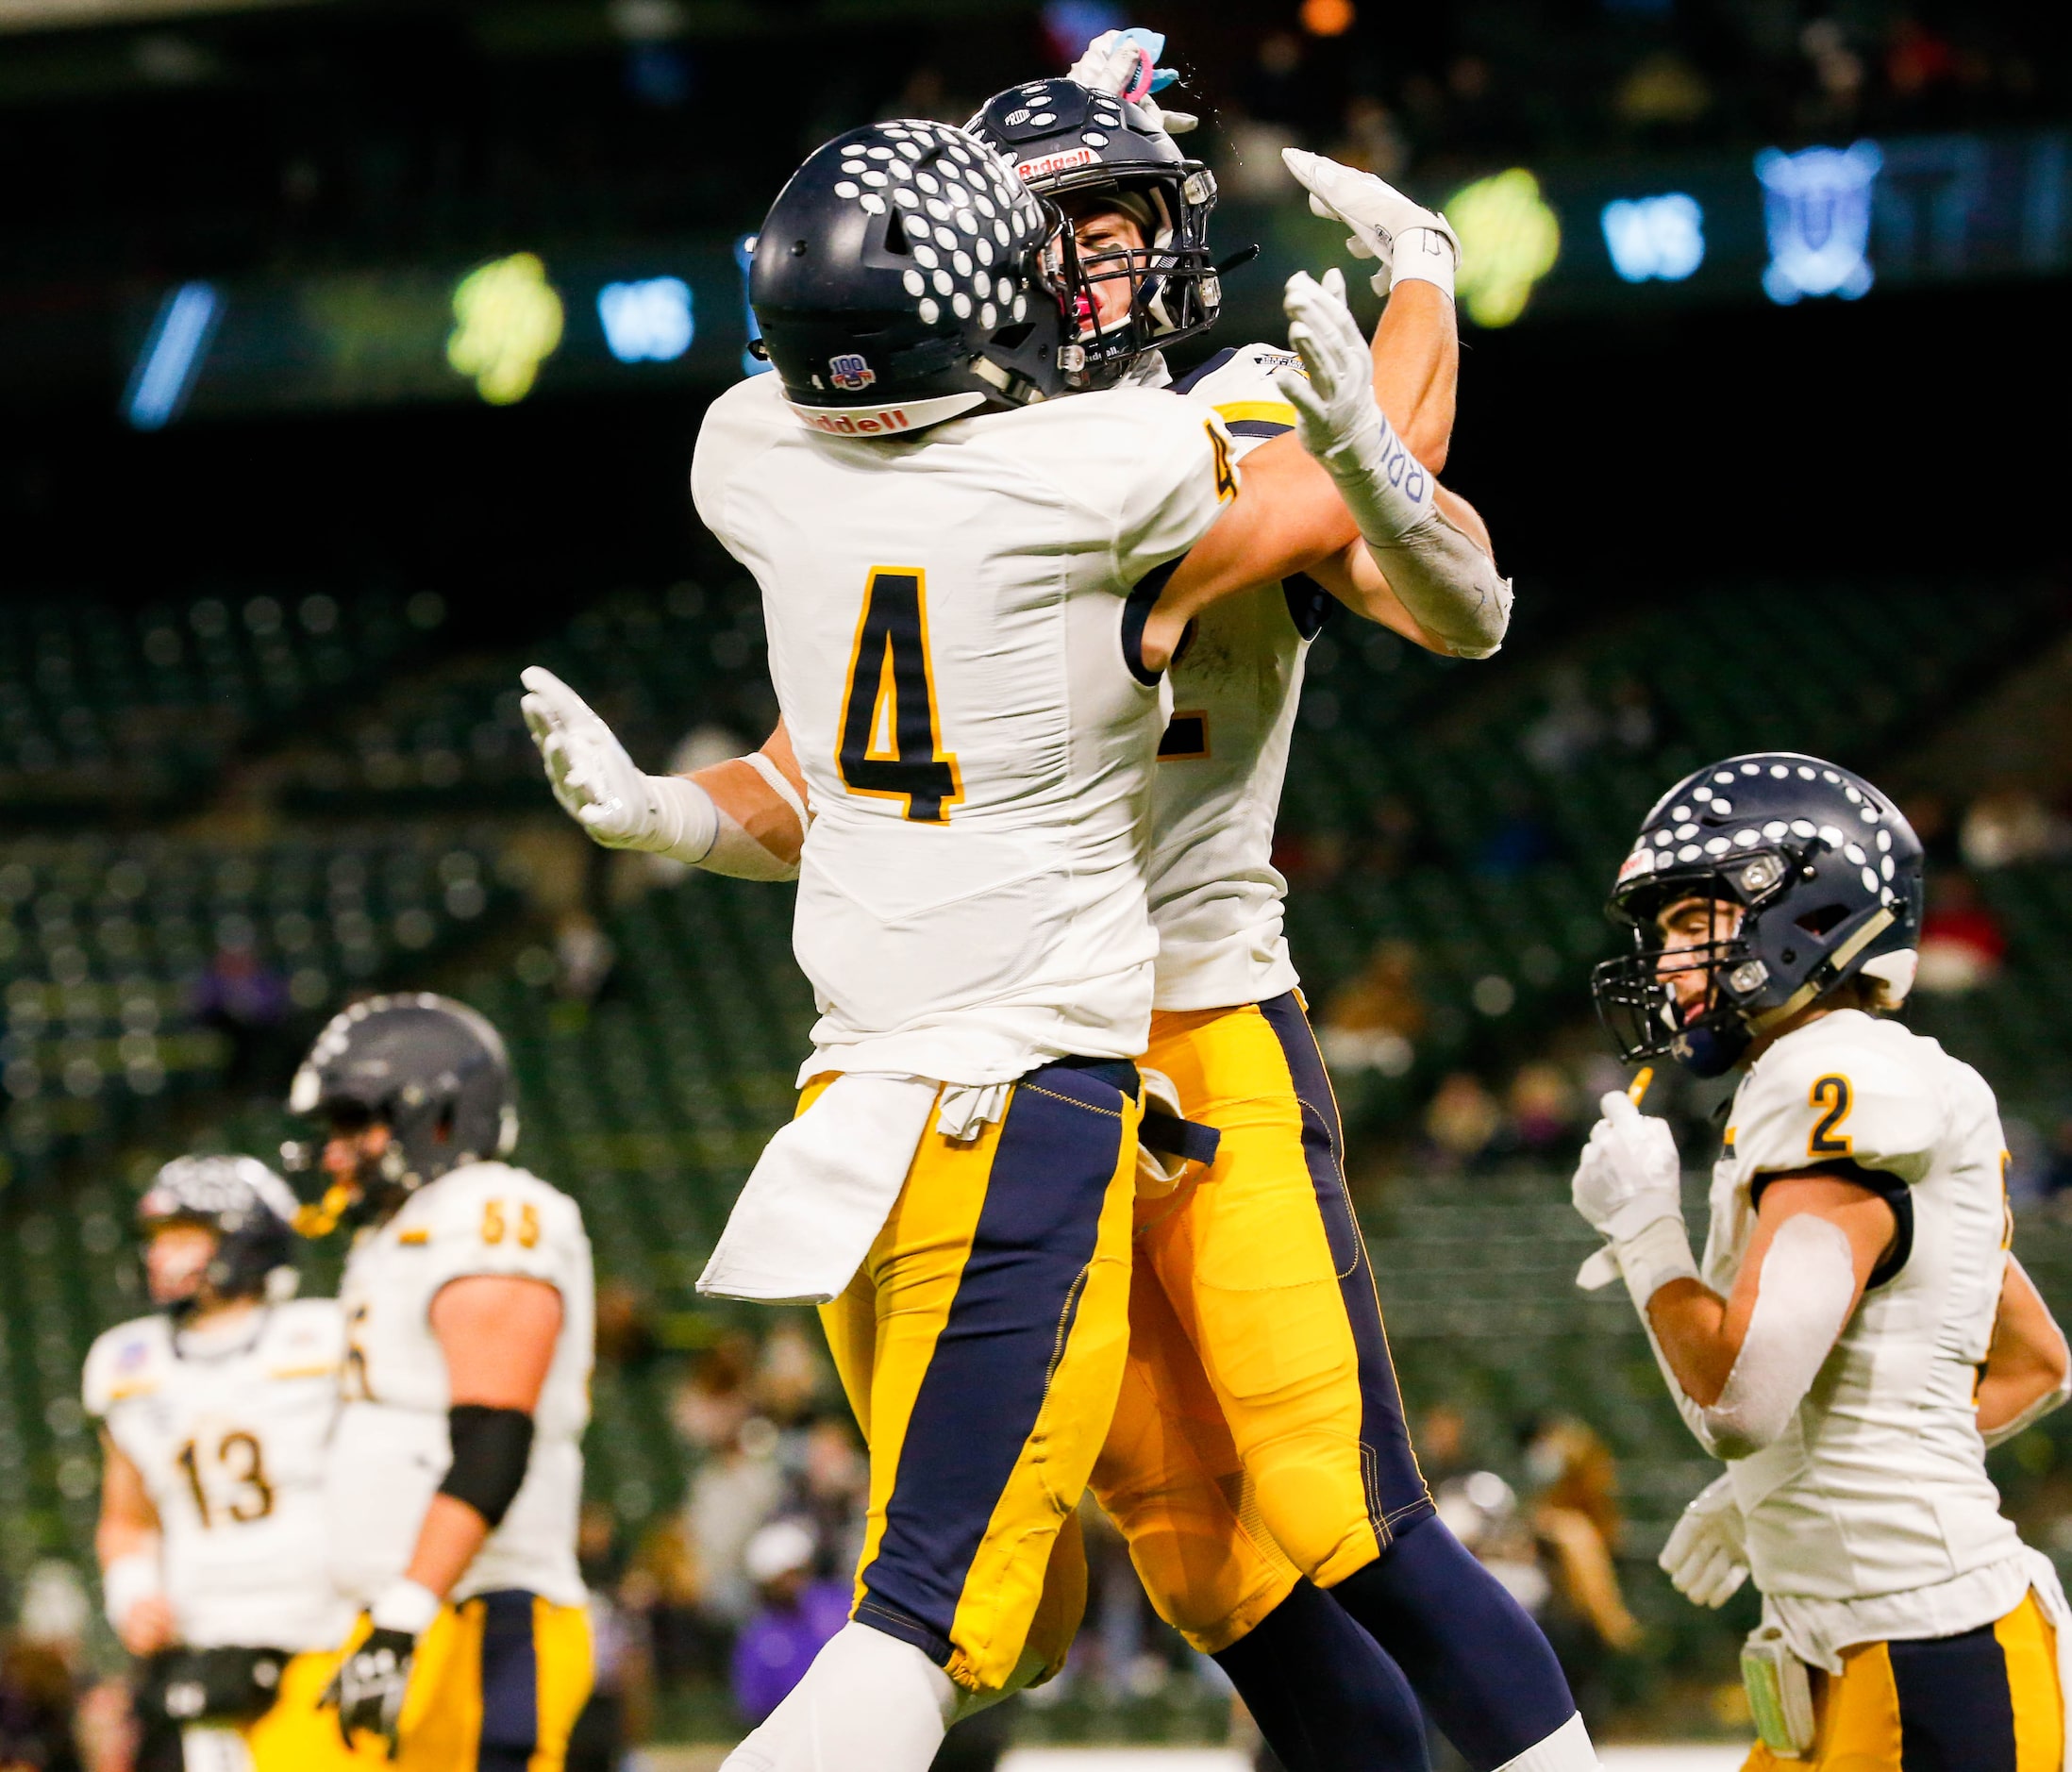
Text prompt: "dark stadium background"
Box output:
[[1, 0, 2069, 1756]]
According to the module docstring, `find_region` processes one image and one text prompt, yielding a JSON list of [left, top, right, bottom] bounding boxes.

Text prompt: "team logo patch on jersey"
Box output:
[[828, 353, 876, 393], [117, 1337, 150, 1372], [1016, 146, 1098, 182]]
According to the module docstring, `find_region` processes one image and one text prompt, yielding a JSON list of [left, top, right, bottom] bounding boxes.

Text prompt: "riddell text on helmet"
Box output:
[[798, 406, 917, 434]]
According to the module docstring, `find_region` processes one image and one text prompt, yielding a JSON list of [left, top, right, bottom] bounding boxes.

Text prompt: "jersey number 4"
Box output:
[[837, 567, 962, 823]]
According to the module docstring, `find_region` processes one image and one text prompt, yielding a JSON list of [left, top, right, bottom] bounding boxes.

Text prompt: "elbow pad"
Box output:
[[438, 1404, 535, 1529], [1364, 513, 1513, 660], [1699, 1215, 1856, 1458]]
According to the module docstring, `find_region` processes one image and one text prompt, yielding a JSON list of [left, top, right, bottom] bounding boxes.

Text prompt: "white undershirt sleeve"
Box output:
[[1698, 1213, 1857, 1459]]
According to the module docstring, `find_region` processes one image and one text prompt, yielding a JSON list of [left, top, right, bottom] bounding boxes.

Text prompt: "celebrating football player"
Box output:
[[526, 38, 1590, 1772], [88, 1156, 355, 1772], [527, 93, 1509, 1766], [285, 995, 596, 1770], [1576, 753, 2072, 1770]]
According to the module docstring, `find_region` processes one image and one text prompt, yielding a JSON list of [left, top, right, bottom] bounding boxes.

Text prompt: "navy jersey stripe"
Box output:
[[1227, 418, 1295, 439], [1170, 346, 1238, 395]]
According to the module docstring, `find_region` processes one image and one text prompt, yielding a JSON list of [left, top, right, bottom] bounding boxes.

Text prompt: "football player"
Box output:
[[527, 59, 1585, 1772], [87, 1155, 354, 1772], [1576, 753, 2072, 1770], [285, 995, 596, 1769], [523, 106, 1503, 1772], [967, 45, 1594, 1772]]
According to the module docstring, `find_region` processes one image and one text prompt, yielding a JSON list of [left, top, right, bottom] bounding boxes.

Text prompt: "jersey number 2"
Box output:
[[1808, 1074, 1855, 1157], [837, 567, 961, 823]]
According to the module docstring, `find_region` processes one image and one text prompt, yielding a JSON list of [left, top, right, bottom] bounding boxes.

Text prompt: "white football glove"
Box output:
[[1274, 269, 1435, 543], [519, 665, 716, 861], [1282, 148, 1460, 296], [1572, 1090, 1684, 1245], [1659, 1475, 1749, 1609], [1067, 26, 1197, 133]]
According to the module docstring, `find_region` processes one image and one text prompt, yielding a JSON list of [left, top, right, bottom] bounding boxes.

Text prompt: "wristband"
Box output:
[[1613, 1213, 1700, 1315], [645, 774, 720, 864], [369, 1579, 443, 1638], [102, 1550, 162, 1630], [1390, 226, 1457, 300]]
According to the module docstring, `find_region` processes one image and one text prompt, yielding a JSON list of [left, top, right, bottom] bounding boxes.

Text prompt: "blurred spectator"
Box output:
[[1424, 1072, 1502, 1170], [593, 1280, 660, 1371], [1358, 794, 1425, 878], [570, 1504, 653, 1772], [621, 1513, 710, 1686], [1519, 1418, 1641, 1727], [1915, 872, 2008, 995], [1, 1562, 92, 1772], [687, 1415, 785, 1630], [1522, 669, 1604, 775], [729, 1521, 852, 1726], [188, 939, 290, 1093], [1434, 1471, 1549, 1615], [1320, 939, 1423, 1077], [787, 1416, 868, 1584], [1503, 1062, 1579, 1157], [755, 1320, 827, 1428], [555, 910, 617, 1003], [1417, 1402, 1474, 1488], [672, 1330, 758, 1454], [1961, 789, 2062, 870]]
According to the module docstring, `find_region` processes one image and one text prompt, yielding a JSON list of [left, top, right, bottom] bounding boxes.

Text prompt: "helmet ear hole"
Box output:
[[1795, 903, 1849, 937]]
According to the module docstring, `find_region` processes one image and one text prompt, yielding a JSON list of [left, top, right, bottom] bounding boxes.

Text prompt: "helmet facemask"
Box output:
[[1046, 169, 1219, 387], [1594, 861, 1788, 1078]]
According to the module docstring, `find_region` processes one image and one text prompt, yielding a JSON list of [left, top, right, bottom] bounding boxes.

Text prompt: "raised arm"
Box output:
[[1144, 271, 1509, 670], [520, 671, 810, 878]]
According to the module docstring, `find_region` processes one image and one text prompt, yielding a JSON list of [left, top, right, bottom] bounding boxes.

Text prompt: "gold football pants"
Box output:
[[1090, 992, 1433, 1652], [818, 1057, 1139, 1697], [324, 1592, 593, 1771], [1743, 1590, 2061, 1772]]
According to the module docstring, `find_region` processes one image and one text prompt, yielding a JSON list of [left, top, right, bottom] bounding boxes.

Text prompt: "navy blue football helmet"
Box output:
[[285, 993, 517, 1223], [750, 120, 1072, 429], [1593, 753, 1926, 1077], [965, 76, 1221, 385], [139, 1155, 299, 1314]]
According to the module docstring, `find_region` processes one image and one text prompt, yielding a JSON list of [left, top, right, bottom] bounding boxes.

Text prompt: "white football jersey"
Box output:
[[1703, 1009, 2026, 1660], [693, 371, 1237, 1086], [328, 1162, 593, 1609], [1151, 343, 1319, 1012], [85, 1299, 351, 1652]]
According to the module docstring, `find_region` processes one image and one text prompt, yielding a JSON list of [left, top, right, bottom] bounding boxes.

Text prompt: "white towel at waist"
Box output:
[[698, 1074, 1015, 1305]]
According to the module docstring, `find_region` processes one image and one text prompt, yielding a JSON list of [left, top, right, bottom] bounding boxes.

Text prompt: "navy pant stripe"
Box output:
[[860, 1062, 1126, 1661], [1257, 992, 1433, 1540], [476, 1590, 540, 1772], [1890, 1623, 2018, 1772]]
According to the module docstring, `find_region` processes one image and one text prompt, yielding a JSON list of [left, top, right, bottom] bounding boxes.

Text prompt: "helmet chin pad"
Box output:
[[1673, 1017, 1753, 1079]]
